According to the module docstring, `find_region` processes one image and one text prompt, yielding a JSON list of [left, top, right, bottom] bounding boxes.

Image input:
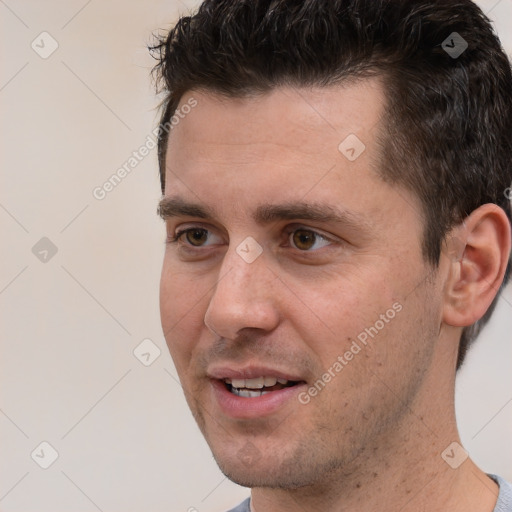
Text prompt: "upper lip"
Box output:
[[207, 365, 305, 382]]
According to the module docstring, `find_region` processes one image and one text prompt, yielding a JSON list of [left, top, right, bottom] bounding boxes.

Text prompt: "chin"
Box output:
[[211, 446, 275, 487], [217, 462, 304, 489], [212, 446, 321, 490], [218, 465, 269, 489]]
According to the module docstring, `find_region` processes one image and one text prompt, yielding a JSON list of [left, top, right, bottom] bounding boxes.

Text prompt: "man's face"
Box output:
[[159, 81, 444, 488]]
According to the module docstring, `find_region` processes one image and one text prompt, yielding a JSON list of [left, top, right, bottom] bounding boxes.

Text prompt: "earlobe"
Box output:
[[442, 204, 511, 328]]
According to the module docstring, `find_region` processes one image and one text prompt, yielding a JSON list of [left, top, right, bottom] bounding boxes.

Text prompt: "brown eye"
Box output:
[[185, 229, 209, 246], [288, 228, 333, 251], [292, 229, 317, 250]]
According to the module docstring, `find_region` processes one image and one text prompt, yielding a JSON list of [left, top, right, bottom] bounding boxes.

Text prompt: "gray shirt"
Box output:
[[226, 474, 512, 512]]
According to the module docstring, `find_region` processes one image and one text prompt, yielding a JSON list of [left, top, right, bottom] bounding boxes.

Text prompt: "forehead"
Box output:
[[167, 80, 386, 161], [161, 80, 419, 232]]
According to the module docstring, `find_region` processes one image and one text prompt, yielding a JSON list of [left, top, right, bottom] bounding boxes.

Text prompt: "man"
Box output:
[[152, 0, 512, 510]]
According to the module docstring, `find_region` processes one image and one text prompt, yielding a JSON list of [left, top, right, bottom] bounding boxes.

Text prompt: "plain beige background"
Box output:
[[0, 1, 511, 511]]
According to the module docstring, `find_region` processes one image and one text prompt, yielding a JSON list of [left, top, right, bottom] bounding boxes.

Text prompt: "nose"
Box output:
[[204, 244, 280, 340]]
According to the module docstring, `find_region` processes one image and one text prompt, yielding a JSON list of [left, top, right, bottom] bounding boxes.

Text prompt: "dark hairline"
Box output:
[[151, 0, 512, 370]]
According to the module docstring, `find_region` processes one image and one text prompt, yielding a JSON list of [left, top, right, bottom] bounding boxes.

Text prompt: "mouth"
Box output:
[[207, 368, 307, 419], [223, 376, 301, 398]]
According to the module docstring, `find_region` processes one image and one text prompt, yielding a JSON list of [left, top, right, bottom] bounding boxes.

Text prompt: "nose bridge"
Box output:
[[204, 243, 279, 337], [215, 243, 273, 306]]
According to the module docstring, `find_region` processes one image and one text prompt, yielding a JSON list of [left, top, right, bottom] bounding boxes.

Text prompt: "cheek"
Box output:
[[292, 268, 398, 335], [159, 256, 210, 322], [159, 261, 210, 370], [288, 265, 410, 377]]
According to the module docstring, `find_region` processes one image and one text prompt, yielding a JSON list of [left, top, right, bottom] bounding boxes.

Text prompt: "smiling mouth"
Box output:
[[223, 376, 301, 398]]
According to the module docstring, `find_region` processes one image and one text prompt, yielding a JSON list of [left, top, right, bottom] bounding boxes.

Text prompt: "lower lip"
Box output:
[[210, 379, 306, 419]]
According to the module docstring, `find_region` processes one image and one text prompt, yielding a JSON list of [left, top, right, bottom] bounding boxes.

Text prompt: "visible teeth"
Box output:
[[244, 377, 265, 389], [237, 389, 262, 398], [231, 379, 245, 388], [264, 376, 277, 386], [232, 388, 273, 397], [226, 376, 291, 391]]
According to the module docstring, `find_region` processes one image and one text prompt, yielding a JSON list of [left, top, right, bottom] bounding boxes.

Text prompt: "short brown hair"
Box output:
[[150, 0, 512, 369]]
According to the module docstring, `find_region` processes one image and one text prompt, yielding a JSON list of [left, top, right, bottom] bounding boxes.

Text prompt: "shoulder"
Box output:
[[225, 497, 251, 512], [489, 474, 512, 512]]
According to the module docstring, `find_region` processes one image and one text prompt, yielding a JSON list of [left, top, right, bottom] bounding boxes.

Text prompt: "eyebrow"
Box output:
[[157, 196, 372, 233], [158, 197, 213, 220]]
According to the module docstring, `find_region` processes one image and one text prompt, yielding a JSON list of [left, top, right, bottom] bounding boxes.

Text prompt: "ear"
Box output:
[[442, 204, 511, 328]]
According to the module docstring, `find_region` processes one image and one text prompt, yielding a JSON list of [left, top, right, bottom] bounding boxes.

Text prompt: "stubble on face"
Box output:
[[160, 81, 444, 492]]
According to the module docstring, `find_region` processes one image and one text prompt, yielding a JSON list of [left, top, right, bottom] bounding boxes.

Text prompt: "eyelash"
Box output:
[[166, 228, 211, 246], [166, 225, 336, 251]]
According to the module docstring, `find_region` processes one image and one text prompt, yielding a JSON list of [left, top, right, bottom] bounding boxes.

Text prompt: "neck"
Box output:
[[251, 460, 498, 512]]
